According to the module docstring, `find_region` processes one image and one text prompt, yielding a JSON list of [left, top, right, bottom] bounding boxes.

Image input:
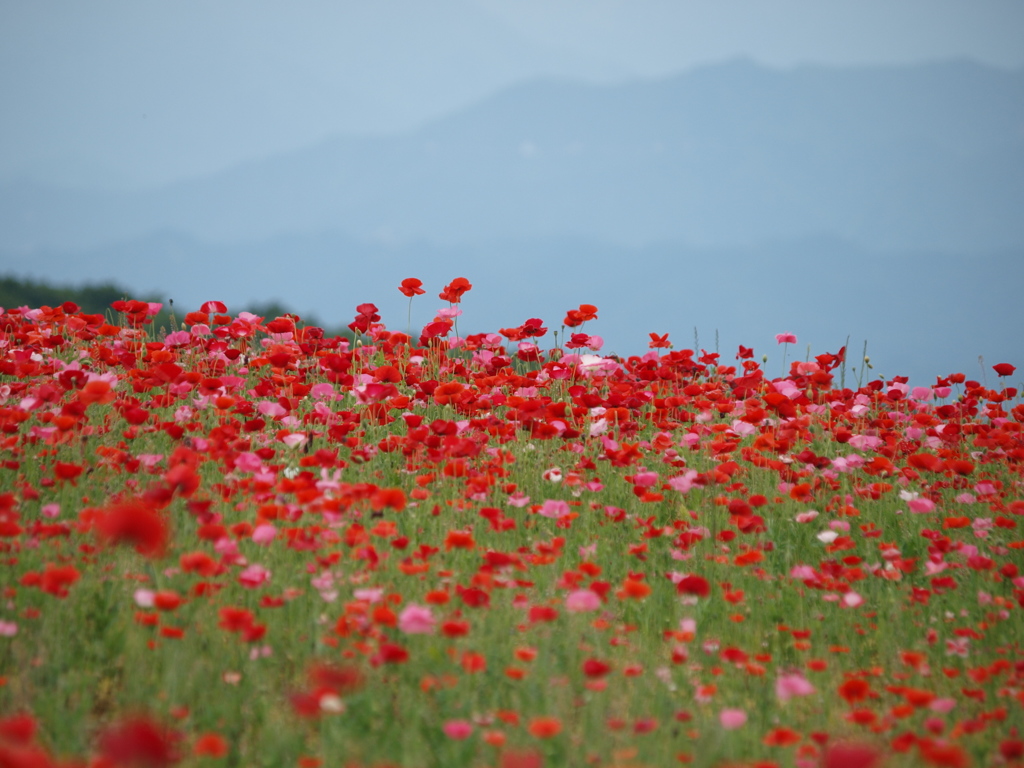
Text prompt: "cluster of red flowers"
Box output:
[[0, 281, 1020, 767]]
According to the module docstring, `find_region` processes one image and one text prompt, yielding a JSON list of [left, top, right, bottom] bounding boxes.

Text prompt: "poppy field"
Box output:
[[1, 277, 1022, 768]]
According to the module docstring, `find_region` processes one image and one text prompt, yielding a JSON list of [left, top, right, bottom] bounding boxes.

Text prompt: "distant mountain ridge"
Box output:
[[0, 0, 626, 189], [1, 58, 1022, 254]]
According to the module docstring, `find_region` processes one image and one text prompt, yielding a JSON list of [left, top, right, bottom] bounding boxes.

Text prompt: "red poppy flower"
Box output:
[[444, 529, 476, 551], [370, 488, 407, 512], [618, 578, 652, 600], [1000, 739, 1024, 761], [521, 318, 547, 338], [95, 497, 169, 558], [527, 716, 562, 739], [501, 750, 544, 768], [499, 325, 527, 342], [824, 741, 882, 768], [649, 332, 672, 349], [441, 620, 470, 637], [398, 277, 425, 297], [0, 713, 38, 745], [461, 650, 486, 673], [308, 663, 364, 696], [565, 332, 593, 349], [528, 605, 559, 622], [838, 678, 871, 704], [79, 379, 115, 406], [53, 462, 84, 483], [763, 727, 802, 747], [993, 363, 1016, 377], [676, 574, 710, 598], [439, 277, 472, 303], [40, 564, 81, 598], [193, 733, 229, 758], [153, 591, 183, 612], [97, 716, 181, 768], [563, 304, 598, 327], [348, 303, 381, 334], [456, 586, 490, 608], [218, 607, 255, 633], [433, 381, 466, 406], [375, 642, 409, 665], [918, 740, 970, 768], [419, 319, 453, 346]]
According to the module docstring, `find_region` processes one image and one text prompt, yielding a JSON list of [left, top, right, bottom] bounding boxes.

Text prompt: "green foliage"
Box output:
[[0, 274, 151, 316]]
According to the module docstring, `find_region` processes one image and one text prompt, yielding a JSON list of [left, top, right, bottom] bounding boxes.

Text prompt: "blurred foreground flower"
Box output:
[[97, 715, 181, 768], [94, 497, 169, 558]]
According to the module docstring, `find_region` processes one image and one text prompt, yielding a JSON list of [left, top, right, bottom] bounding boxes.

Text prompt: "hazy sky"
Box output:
[[478, 0, 1024, 72], [1, 1, 1021, 385], [2, 0, 1023, 187]]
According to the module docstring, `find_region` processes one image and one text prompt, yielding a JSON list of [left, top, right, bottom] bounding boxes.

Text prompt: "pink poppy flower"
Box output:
[[667, 470, 698, 494], [565, 590, 601, 613], [776, 672, 815, 702], [929, 697, 956, 713], [256, 401, 288, 419], [775, 333, 797, 344], [908, 498, 936, 514], [398, 604, 436, 635], [251, 524, 277, 545], [442, 720, 473, 740], [538, 499, 570, 519], [842, 591, 864, 608], [719, 709, 747, 729], [632, 471, 659, 488], [790, 565, 817, 580], [163, 330, 191, 347], [233, 453, 263, 473], [354, 588, 383, 603], [238, 565, 270, 589]]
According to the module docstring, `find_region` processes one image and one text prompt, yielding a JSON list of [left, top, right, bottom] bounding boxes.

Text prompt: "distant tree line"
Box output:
[[0, 274, 350, 339], [0, 274, 155, 317]]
